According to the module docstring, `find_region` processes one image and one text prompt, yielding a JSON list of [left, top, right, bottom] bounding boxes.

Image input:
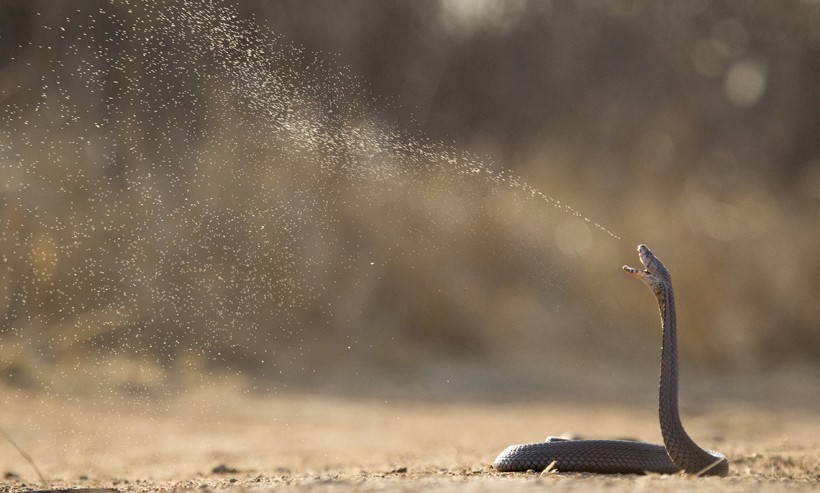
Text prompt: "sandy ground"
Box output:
[[1, 378, 818, 493]]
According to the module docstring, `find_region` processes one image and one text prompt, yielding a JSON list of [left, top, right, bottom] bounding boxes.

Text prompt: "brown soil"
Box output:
[[1, 378, 818, 493]]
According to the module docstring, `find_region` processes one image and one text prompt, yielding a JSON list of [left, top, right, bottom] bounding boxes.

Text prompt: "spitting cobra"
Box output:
[[493, 244, 728, 476]]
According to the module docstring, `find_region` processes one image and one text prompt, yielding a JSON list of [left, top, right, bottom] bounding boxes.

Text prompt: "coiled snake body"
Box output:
[[493, 245, 728, 476]]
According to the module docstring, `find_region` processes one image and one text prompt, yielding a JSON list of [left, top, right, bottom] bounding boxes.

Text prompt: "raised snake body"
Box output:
[[493, 245, 728, 476]]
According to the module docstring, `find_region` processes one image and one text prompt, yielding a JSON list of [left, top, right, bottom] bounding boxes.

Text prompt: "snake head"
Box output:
[[623, 244, 671, 288]]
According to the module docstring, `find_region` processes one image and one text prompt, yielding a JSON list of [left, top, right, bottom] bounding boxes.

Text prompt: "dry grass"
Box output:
[[1, 2, 818, 385]]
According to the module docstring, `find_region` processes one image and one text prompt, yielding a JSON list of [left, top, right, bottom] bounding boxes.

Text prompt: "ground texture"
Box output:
[[1, 379, 818, 493]]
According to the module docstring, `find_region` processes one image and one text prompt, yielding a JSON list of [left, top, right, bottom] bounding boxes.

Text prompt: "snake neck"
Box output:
[[656, 282, 722, 473]]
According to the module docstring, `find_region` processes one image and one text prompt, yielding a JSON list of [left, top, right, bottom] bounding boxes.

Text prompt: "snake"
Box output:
[[493, 244, 728, 476]]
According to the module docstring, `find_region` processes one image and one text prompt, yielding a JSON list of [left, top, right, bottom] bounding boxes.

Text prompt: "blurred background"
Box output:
[[0, 0, 818, 403]]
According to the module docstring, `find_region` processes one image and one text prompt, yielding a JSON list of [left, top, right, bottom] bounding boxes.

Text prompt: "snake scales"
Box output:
[[493, 245, 728, 476]]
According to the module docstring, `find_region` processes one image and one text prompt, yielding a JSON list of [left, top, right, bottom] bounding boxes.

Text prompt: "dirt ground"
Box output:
[[1, 375, 818, 493]]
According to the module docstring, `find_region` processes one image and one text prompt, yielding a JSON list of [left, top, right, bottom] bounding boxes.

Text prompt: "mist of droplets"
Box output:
[[0, 0, 616, 398]]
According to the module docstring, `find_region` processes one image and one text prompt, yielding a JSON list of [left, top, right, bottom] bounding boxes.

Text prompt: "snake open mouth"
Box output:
[[623, 244, 653, 277]]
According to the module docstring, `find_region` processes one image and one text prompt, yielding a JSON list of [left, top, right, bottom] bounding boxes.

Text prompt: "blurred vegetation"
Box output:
[[1, 0, 819, 395]]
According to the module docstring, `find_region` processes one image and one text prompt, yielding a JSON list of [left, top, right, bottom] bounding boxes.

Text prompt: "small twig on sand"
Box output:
[[695, 456, 728, 477], [539, 460, 558, 477], [1, 424, 48, 487]]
